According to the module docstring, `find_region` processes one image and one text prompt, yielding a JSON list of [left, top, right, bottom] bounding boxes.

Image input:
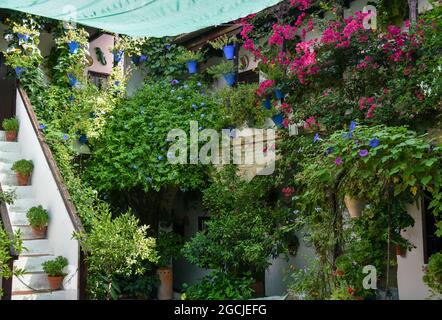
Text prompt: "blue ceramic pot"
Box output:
[[67, 73, 77, 87], [79, 134, 88, 144], [131, 55, 141, 65], [223, 73, 236, 86], [223, 44, 235, 60], [113, 50, 124, 65], [263, 95, 272, 109], [186, 60, 198, 74], [15, 67, 26, 78], [67, 41, 80, 54], [274, 88, 284, 100], [272, 114, 284, 128], [17, 33, 29, 42]]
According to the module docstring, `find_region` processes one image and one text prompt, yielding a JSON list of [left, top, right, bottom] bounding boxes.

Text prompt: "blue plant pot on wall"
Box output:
[[274, 88, 284, 100], [78, 134, 88, 145], [131, 55, 141, 65], [263, 95, 272, 109], [139, 54, 148, 63], [223, 73, 236, 86], [17, 33, 30, 42], [223, 44, 235, 60], [113, 50, 124, 66], [186, 60, 198, 74], [272, 113, 284, 128], [67, 41, 80, 54], [67, 73, 77, 87], [15, 67, 26, 78]]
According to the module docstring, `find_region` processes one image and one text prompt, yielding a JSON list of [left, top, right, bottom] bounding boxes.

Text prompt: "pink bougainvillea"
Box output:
[[280, 103, 292, 114], [256, 79, 275, 96], [289, 0, 310, 11]]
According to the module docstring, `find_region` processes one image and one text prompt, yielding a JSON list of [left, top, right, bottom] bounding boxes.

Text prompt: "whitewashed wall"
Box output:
[[15, 91, 79, 298]]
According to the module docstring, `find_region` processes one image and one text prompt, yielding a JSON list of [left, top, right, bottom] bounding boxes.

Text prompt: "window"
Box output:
[[88, 71, 108, 89]]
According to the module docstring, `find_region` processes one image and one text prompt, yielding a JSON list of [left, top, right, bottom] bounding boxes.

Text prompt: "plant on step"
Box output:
[[11, 159, 34, 186], [2, 117, 19, 141], [181, 270, 254, 300], [26, 205, 49, 237], [42, 256, 68, 290], [208, 34, 240, 50], [423, 252, 442, 297]]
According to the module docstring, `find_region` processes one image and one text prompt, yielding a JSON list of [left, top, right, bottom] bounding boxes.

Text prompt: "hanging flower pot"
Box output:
[[131, 55, 141, 65], [223, 44, 236, 60], [274, 88, 285, 100], [67, 41, 80, 54], [272, 113, 284, 128], [14, 67, 26, 78], [16, 33, 29, 42], [78, 134, 88, 145], [223, 73, 236, 86], [186, 60, 198, 74], [67, 73, 77, 87], [344, 195, 365, 218], [263, 95, 272, 109], [396, 244, 406, 257], [113, 50, 124, 66]]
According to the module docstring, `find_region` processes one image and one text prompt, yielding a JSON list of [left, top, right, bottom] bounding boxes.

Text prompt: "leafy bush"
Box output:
[[26, 205, 49, 228], [42, 256, 68, 277], [0, 223, 24, 297], [182, 271, 254, 300], [156, 231, 184, 267], [11, 159, 34, 175], [423, 252, 442, 296], [2, 118, 19, 132]]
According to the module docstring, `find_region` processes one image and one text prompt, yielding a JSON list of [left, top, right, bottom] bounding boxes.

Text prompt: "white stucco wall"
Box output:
[[397, 203, 434, 300], [15, 91, 79, 296], [87, 34, 114, 75]]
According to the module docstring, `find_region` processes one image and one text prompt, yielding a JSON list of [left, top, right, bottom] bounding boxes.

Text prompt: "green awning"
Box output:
[[0, 0, 282, 37]]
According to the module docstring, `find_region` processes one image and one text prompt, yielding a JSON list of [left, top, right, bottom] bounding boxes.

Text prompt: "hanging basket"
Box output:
[[344, 195, 365, 218]]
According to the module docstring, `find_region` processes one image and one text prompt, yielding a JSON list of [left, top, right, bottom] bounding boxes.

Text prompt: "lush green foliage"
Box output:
[[2, 118, 19, 132], [26, 205, 49, 228], [177, 49, 205, 63], [156, 231, 184, 267], [12, 159, 34, 175], [423, 252, 442, 296], [0, 224, 24, 297], [42, 256, 68, 277], [208, 34, 240, 50], [206, 61, 236, 78], [182, 271, 254, 300], [86, 79, 221, 192]]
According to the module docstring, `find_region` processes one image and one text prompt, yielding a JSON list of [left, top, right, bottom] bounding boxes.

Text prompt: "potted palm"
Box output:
[[178, 49, 204, 74], [11, 159, 34, 186], [156, 231, 184, 300], [209, 34, 240, 60], [42, 256, 69, 290], [207, 61, 237, 86], [2, 117, 19, 141], [26, 205, 49, 238]]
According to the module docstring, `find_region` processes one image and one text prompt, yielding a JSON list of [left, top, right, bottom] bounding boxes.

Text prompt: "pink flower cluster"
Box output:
[[304, 116, 319, 130], [359, 96, 380, 119], [321, 12, 371, 48], [257, 80, 275, 96], [289, 0, 310, 11], [280, 103, 292, 114], [269, 24, 298, 46], [289, 40, 318, 84], [380, 22, 422, 63]]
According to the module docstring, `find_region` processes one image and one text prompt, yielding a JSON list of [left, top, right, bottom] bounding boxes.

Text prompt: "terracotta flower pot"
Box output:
[[396, 244, 406, 257], [16, 173, 31, 186], [344, 195, 365, 218], [31, 225, 47, 238], [47, 276, 64, 290], [6, 131, 17, 142], [157, 267, 173, 300]]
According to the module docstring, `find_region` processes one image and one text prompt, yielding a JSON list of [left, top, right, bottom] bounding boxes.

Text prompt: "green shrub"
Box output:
[[423, 253, 442, 296], [2, 118, 19, 132], [11, 159, 34, 175], [156, 231, 184, 267], [26, 205, 49, 228], [42, 256, 68, 277], [182, 271, 254, 300], [206, 61, 235, 78]]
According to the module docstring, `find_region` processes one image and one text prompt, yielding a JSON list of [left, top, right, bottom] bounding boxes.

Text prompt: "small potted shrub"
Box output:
[[42, 256, 69, 290], [209, 34, 240, 60], [207, 61, 237, 86], [11, 159, 34, 186], [26, 205, 49, 238], [2, 117, 19, 141], [178, 50, 204, 74]]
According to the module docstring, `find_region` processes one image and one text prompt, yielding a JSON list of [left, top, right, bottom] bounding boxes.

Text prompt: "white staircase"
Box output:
[[0, 131, 76, 300]]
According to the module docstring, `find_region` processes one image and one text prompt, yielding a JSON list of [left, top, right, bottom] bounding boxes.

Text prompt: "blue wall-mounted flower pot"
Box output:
[[274, 88, 284, 100], [263, 95, 272, 109], [79, 134, 88, 144], [113, 50, 124, 66], [67, 41, 80, 54], [15, 67, 26, 78], [17, 33, 29, 42], [272, 114, 284, 128], [139, 54, 148, 63], [67, 73, 77, 87], [131, 55, 141, 65], [223, 73, 236, 86], [223, 44, 235, 60], [186, 60, 198, 74]]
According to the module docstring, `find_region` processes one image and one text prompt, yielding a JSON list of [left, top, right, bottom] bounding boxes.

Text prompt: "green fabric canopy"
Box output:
[[0, 0, 282, 37]]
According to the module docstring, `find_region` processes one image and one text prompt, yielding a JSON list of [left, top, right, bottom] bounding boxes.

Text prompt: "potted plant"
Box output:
[[272, 113, 285, 128], [178, 49, 204, 74], [207, 61, 237, 86], [208, 34, 240, 60], [11, 159, 34, 186], [42, 256, 69, 290], [2, 117, 19, 141], [113, 50, 124, 66], [395, 244, 406, 257], [26, 205, 49, 238], [344, 195, 365, 219], [67, 41, 80, 54], [156, 231, 184, 300]]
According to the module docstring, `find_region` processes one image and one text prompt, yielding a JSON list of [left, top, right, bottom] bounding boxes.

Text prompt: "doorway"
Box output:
[[0, 52, 17, 128]]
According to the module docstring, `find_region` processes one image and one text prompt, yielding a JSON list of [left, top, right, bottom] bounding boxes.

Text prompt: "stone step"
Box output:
[[12, 225, 46, 240], [0, 162, 15, 172], [0, 131, 5, 141], [8, 198, 37, 212], [15, 255, 54, 273], [2, 185, 34, 199], [12, 273, 53, 292], [0, 151, 22, 163], [9, 210, 30, 225], [12, 289, 77, 300], [0, 172, 18, 186], [21, 239, 52, 256], [0, 141, 20, 153]]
